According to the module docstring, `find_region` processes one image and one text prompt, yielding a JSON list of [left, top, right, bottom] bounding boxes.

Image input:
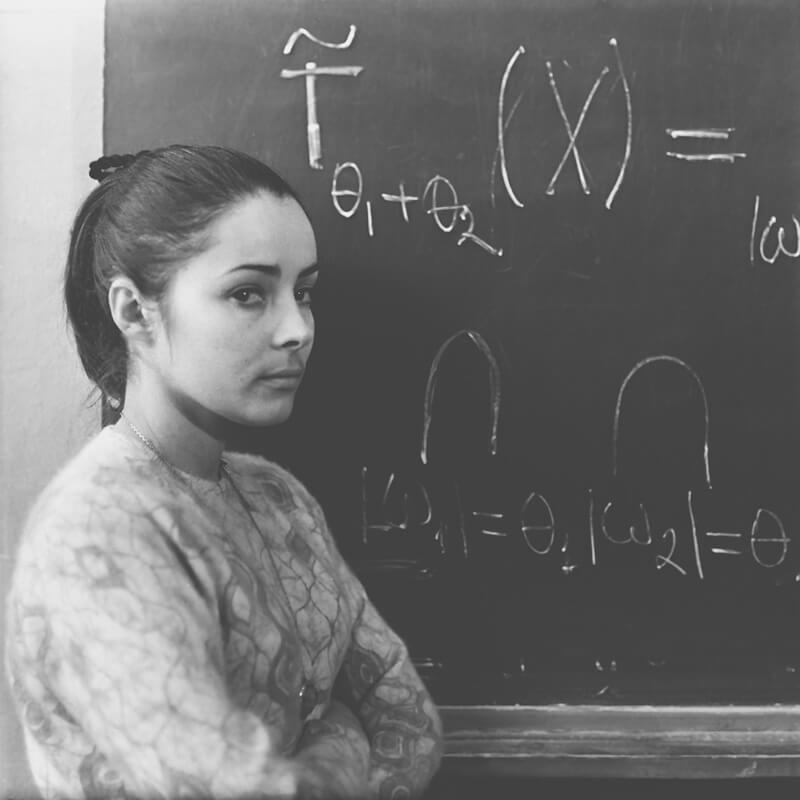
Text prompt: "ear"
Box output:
[[107, 276, 158, 344]]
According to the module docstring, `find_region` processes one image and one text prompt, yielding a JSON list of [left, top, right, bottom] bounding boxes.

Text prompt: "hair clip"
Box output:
[[88, 153, 139, 183]]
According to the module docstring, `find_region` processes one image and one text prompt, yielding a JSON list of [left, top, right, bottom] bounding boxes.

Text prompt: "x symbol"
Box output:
[[546, 61, 609, 195]]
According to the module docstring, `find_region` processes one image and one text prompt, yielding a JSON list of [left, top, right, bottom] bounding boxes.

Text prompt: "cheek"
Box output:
[[206, 326, 270, 386], [163, 312, 247, 380]]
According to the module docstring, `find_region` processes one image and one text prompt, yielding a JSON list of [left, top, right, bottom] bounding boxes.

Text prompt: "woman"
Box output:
[[5, 145, 443, 799]]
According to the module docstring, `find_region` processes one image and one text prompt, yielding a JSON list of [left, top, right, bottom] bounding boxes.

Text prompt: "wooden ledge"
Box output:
[[440, 705, 800, 778]]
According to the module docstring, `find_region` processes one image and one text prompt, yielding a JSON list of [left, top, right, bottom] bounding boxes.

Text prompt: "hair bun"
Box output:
[[88, 153, 139, 182]]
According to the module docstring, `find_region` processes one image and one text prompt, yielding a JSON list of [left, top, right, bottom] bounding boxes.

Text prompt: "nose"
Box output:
[[271, 293, 313, 351]]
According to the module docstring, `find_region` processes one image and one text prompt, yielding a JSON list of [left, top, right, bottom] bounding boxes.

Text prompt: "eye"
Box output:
[[295, 285, 316, 306], [230, 287, 265, 306]]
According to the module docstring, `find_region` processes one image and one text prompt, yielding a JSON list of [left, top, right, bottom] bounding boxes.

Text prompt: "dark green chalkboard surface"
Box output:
[[106, 1, 800, 757]]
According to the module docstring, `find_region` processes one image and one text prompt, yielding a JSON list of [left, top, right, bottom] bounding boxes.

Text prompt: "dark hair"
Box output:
[[65, 144, 304, 407]]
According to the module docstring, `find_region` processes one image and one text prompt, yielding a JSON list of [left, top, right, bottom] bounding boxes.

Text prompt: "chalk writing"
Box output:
[[331, 161, 363, 218], [600, 501, 652, 546], [359, 474, 793, 577], [605, 39, 632, 210], [366, 199, 374, 237], [277, 30, 800, 270], [360, 466, 438, 548], [455, 205, 504, 256], [584, 492, 707, 577], [612, 356, 712, 489], [381, 182, 419, 222], [656, 528, 688, 575], [472, 511, 507, 538], [665, 126, 746, 163], [688, 490, 704, 579], [707, 530, 744, 557], [750, 508, 789, 568], [666, 152, 747, 163], [545, 61, 610, 196], [561, 531, 577, 575], [422, 176, 459, 233], [492, 38, 630, 208], [521, 492, 556, 555], [355, 337, 795, 578], [666, 127, 735, 140], [283, 24, 358, 55], [329, 165, 503, 256], [280, 60, 363, 169], [283, 33, 637, 257], [411, 658, 444, 674], [422, 175, 504, 256], [278, 21, 800, 582], [420, 330, 502, 466], [452, 480, 469, 559], [495, 45, 526, 208], [751, 195, 800, 265]]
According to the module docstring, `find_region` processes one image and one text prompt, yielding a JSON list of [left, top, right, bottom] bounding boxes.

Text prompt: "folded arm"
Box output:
[[293, 699, 371, 799], [335, 597, 444, 799], [291, 613, 443, 800], [284, 472, 444, 799]]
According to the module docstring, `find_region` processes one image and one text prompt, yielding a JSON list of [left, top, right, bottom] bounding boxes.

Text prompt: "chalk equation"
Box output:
[[751, 195, 800, 266], [358, 332, 792, 579], [279, 24, 800, 268]]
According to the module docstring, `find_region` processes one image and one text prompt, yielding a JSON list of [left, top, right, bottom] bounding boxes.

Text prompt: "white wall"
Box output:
[[0, 0, 103, 794]]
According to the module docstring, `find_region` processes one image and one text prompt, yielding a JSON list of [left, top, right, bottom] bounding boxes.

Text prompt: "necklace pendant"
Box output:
[[299, 681, 320, 721]]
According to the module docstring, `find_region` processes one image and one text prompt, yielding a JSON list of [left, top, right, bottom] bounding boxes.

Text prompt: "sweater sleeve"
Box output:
[[335, 593, 444, 799], [27, 485, 297, 799], [273, 469, 444, 799]]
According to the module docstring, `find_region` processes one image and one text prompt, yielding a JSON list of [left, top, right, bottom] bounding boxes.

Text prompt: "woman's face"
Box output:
[[147, 191, 318, 430]]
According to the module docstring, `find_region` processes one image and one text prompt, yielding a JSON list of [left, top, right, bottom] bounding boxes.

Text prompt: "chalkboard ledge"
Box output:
[[441, 705, 800, 778]]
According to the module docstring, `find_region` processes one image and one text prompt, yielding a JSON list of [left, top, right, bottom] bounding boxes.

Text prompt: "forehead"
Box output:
[[204, 191, 316, 266]]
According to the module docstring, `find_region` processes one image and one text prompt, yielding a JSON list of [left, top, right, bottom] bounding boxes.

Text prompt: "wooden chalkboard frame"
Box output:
[[440, 704, 800, 778]]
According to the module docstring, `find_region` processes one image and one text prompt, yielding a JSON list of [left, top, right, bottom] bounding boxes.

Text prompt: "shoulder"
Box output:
[[9, 428, 227, 628], [29, 426, 171, 515], [16, 427, 203, 572]]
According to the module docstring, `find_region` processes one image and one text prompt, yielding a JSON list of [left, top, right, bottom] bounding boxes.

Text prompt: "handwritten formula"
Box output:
[[360, 333, 793, 581], [281, 25, 800, 269]]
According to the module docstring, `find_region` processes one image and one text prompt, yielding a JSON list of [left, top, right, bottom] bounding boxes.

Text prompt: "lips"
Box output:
[[261, 370, 304, 380], [257, 368, 305, 388]]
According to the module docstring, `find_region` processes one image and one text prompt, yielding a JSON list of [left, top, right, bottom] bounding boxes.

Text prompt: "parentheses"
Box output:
[[496, 45, 526, 209], [605, 38, 632, 211]]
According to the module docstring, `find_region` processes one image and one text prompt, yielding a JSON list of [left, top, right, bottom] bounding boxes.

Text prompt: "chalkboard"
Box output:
[[106, 0, 800, 709]]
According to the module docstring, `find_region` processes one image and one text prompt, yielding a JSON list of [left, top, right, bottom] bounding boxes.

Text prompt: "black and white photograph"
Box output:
[[3, 2, 800, 798]]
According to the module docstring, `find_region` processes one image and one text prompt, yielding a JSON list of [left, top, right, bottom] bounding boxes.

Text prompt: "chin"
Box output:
[[239, 398, 296, 428]]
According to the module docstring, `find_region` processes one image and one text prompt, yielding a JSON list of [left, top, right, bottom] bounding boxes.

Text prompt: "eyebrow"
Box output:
[[227, 263, 319, 278]]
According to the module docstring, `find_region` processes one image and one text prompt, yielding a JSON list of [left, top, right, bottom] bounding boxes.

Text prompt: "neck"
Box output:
[[120, 377, 226, 480]]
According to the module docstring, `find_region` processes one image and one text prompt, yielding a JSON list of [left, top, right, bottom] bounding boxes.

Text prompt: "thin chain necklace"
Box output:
[[119, 411, 320, 721], [120, 411, 227, 479]]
